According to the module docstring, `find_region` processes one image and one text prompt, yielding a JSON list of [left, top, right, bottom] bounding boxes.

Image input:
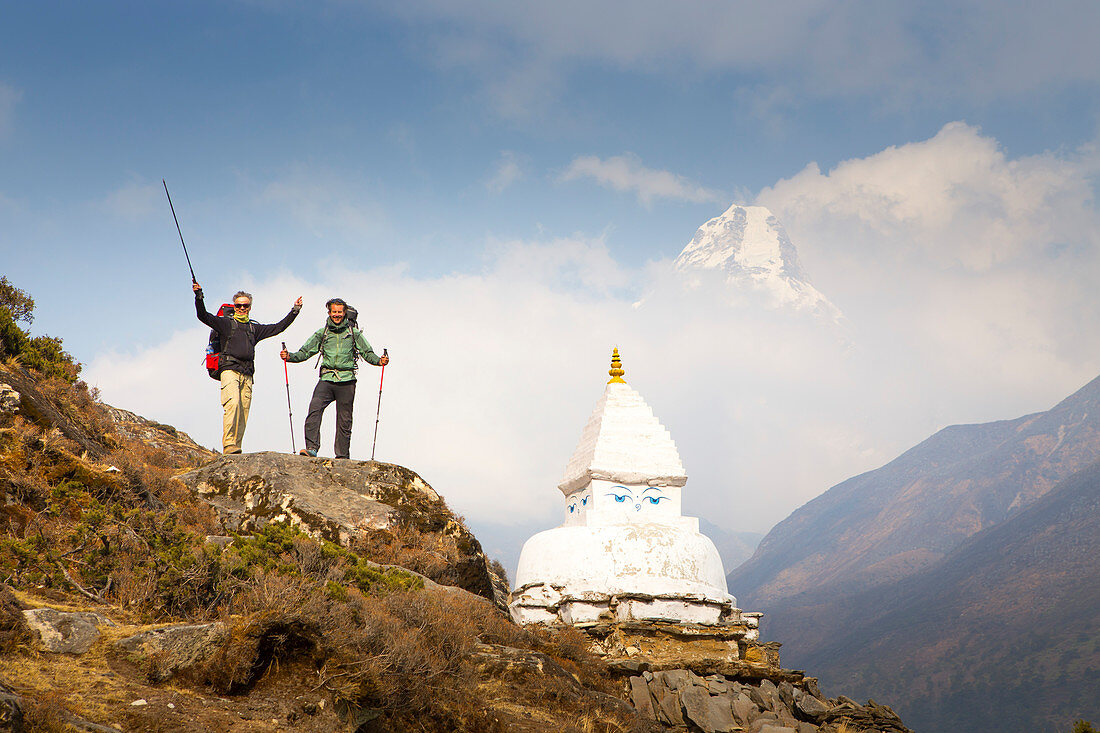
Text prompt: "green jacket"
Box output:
[[286, 317, 381, 383]]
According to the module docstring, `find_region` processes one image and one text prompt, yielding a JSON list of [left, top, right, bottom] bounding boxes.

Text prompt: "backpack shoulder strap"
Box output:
[[312, 323, 330, 369]]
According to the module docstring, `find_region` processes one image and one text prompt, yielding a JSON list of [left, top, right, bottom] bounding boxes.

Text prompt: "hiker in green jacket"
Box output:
[[280, 298, 388, 459]]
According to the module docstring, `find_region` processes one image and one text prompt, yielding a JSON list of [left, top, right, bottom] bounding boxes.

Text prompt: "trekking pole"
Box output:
[[162, 180, 197, 284], [281, 342, 295, 453], [370, 349, 388, 461]]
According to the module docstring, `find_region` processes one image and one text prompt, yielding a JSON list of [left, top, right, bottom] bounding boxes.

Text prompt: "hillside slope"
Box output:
[[801, 457, 1100, 731], [726, 374, 1100, 731], [729, 373, 1100, 610], [0, 358, 641, 732]]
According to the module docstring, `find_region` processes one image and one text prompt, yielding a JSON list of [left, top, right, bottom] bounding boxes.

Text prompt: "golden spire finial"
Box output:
[[608, 347, 626, 383]]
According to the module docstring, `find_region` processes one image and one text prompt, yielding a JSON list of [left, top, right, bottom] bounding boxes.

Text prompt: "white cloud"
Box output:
[[560, 153, 724, 206], [259, 169, 388, 241], [85, 125, 1100, 556], [102, 179, 161, 221], [756, 121, 1100, 421], [0, 82, 22, 136], [377, 1, 1100, 105], [486, 150, 524, 193], [757, 122, 1098, 271]]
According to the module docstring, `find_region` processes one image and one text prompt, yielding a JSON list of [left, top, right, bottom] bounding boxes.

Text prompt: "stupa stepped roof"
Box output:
[[558, 349, 687, 494]]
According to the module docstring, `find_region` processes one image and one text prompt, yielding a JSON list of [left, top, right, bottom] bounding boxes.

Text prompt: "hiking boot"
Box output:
[[299, 449, 317, 457]]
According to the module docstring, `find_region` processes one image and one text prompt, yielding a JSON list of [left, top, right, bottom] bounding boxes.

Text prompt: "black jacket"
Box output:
[[196, 294, 299, 376]]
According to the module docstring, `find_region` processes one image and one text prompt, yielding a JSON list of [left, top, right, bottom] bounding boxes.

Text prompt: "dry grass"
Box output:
[[0, 583, 30, 653], [189, 575, 503, 730], [351, 522, 469, 587], [0, 339, 644, 732]]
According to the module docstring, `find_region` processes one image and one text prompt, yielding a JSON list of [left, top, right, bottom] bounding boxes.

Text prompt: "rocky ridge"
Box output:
[[175, 453, 508, 607], [0, 363, 911, 732]]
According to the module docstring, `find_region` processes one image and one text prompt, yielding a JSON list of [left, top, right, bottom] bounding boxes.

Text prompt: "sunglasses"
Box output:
[[233, 303, 251, 310]]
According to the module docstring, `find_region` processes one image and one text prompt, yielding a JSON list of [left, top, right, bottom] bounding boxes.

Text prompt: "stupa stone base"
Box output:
[[580, 618, 788, 682], [511, 583, 748, 627]]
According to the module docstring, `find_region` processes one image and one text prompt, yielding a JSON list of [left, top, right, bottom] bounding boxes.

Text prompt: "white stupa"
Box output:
[[510, 349, 736, 626]]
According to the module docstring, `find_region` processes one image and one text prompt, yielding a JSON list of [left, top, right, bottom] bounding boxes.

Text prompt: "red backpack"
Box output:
[[204, 303, 235, 379]]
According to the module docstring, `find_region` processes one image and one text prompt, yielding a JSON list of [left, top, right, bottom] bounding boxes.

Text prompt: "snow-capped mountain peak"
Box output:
[[674, 204, 841, 319]]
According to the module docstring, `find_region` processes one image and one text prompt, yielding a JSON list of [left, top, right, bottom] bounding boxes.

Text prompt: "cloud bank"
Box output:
[[86, 124, 1100, 542], [378, 1, 1100, 112]]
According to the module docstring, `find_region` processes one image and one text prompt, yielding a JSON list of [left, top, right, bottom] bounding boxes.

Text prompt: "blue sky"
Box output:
[[3, 1, 1100, 567]]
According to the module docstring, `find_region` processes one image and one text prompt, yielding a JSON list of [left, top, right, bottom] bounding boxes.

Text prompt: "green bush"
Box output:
[[1072, 721, 1098, 733], [0, 276, 34, 324], [0, 277, 80, 383]]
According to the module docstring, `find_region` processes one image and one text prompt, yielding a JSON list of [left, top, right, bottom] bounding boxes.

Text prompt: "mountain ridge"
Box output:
[[726, 371, 1100, 731], [730, 372, 1100, 607], [798, 455, 1100, 731]]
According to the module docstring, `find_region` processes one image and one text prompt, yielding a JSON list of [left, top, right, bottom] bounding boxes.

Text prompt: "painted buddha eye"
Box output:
[[606, 485, 633, 504], [568, 504, 576, 513], [581, 496, 589, 506], [645, 496, 668, 505]]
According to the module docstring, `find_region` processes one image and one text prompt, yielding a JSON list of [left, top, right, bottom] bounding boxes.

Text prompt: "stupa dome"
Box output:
[[510, 349, 736, 626]]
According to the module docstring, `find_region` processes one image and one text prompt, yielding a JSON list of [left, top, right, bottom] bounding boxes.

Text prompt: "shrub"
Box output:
[[0, 276, 33, 324], [0, 277, 80, 383], [0, 583, 30, 653]]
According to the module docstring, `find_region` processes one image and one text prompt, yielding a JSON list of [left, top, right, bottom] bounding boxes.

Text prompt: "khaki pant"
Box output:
[[219, 369, 253, 454]]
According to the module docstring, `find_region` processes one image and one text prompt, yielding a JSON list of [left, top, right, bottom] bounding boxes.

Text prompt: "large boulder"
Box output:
[[22, 608, 115, 654], [113, 622, 229, 683], [176, 453, 504, 604]]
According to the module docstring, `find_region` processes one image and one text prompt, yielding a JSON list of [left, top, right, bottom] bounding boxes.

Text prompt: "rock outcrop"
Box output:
[[22, 608, 115, 654], [114, 623, 229, 683], [0, 364, 107, 457], [625, 670, 910, 733], [0, 384, 18, 416], [575, 618, 912, 732], [104, 405, 215, 467], [176, 453, 507, 606]]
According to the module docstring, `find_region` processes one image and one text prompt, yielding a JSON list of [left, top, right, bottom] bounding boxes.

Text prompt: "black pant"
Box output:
[[304, 379, 356, 458]]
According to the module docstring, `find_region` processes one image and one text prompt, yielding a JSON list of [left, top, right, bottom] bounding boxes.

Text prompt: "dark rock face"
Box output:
[[0, 681, 24, 733], [176, 453, 502, 604]]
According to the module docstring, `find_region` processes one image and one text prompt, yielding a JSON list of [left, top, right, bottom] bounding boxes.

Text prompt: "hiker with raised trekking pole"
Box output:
[[193, 283, 302, 454], [280, 298, 388, 459]]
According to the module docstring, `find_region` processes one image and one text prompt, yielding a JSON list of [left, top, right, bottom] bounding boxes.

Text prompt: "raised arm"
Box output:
[[253, 297, 303, 341], [193, 282, 221, 330]]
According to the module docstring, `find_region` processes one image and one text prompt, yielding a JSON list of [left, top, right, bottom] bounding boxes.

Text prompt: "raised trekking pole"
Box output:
[[370, 349, 388, 461], [162, 179, 197, 284], [281, 342, 295, 453]]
